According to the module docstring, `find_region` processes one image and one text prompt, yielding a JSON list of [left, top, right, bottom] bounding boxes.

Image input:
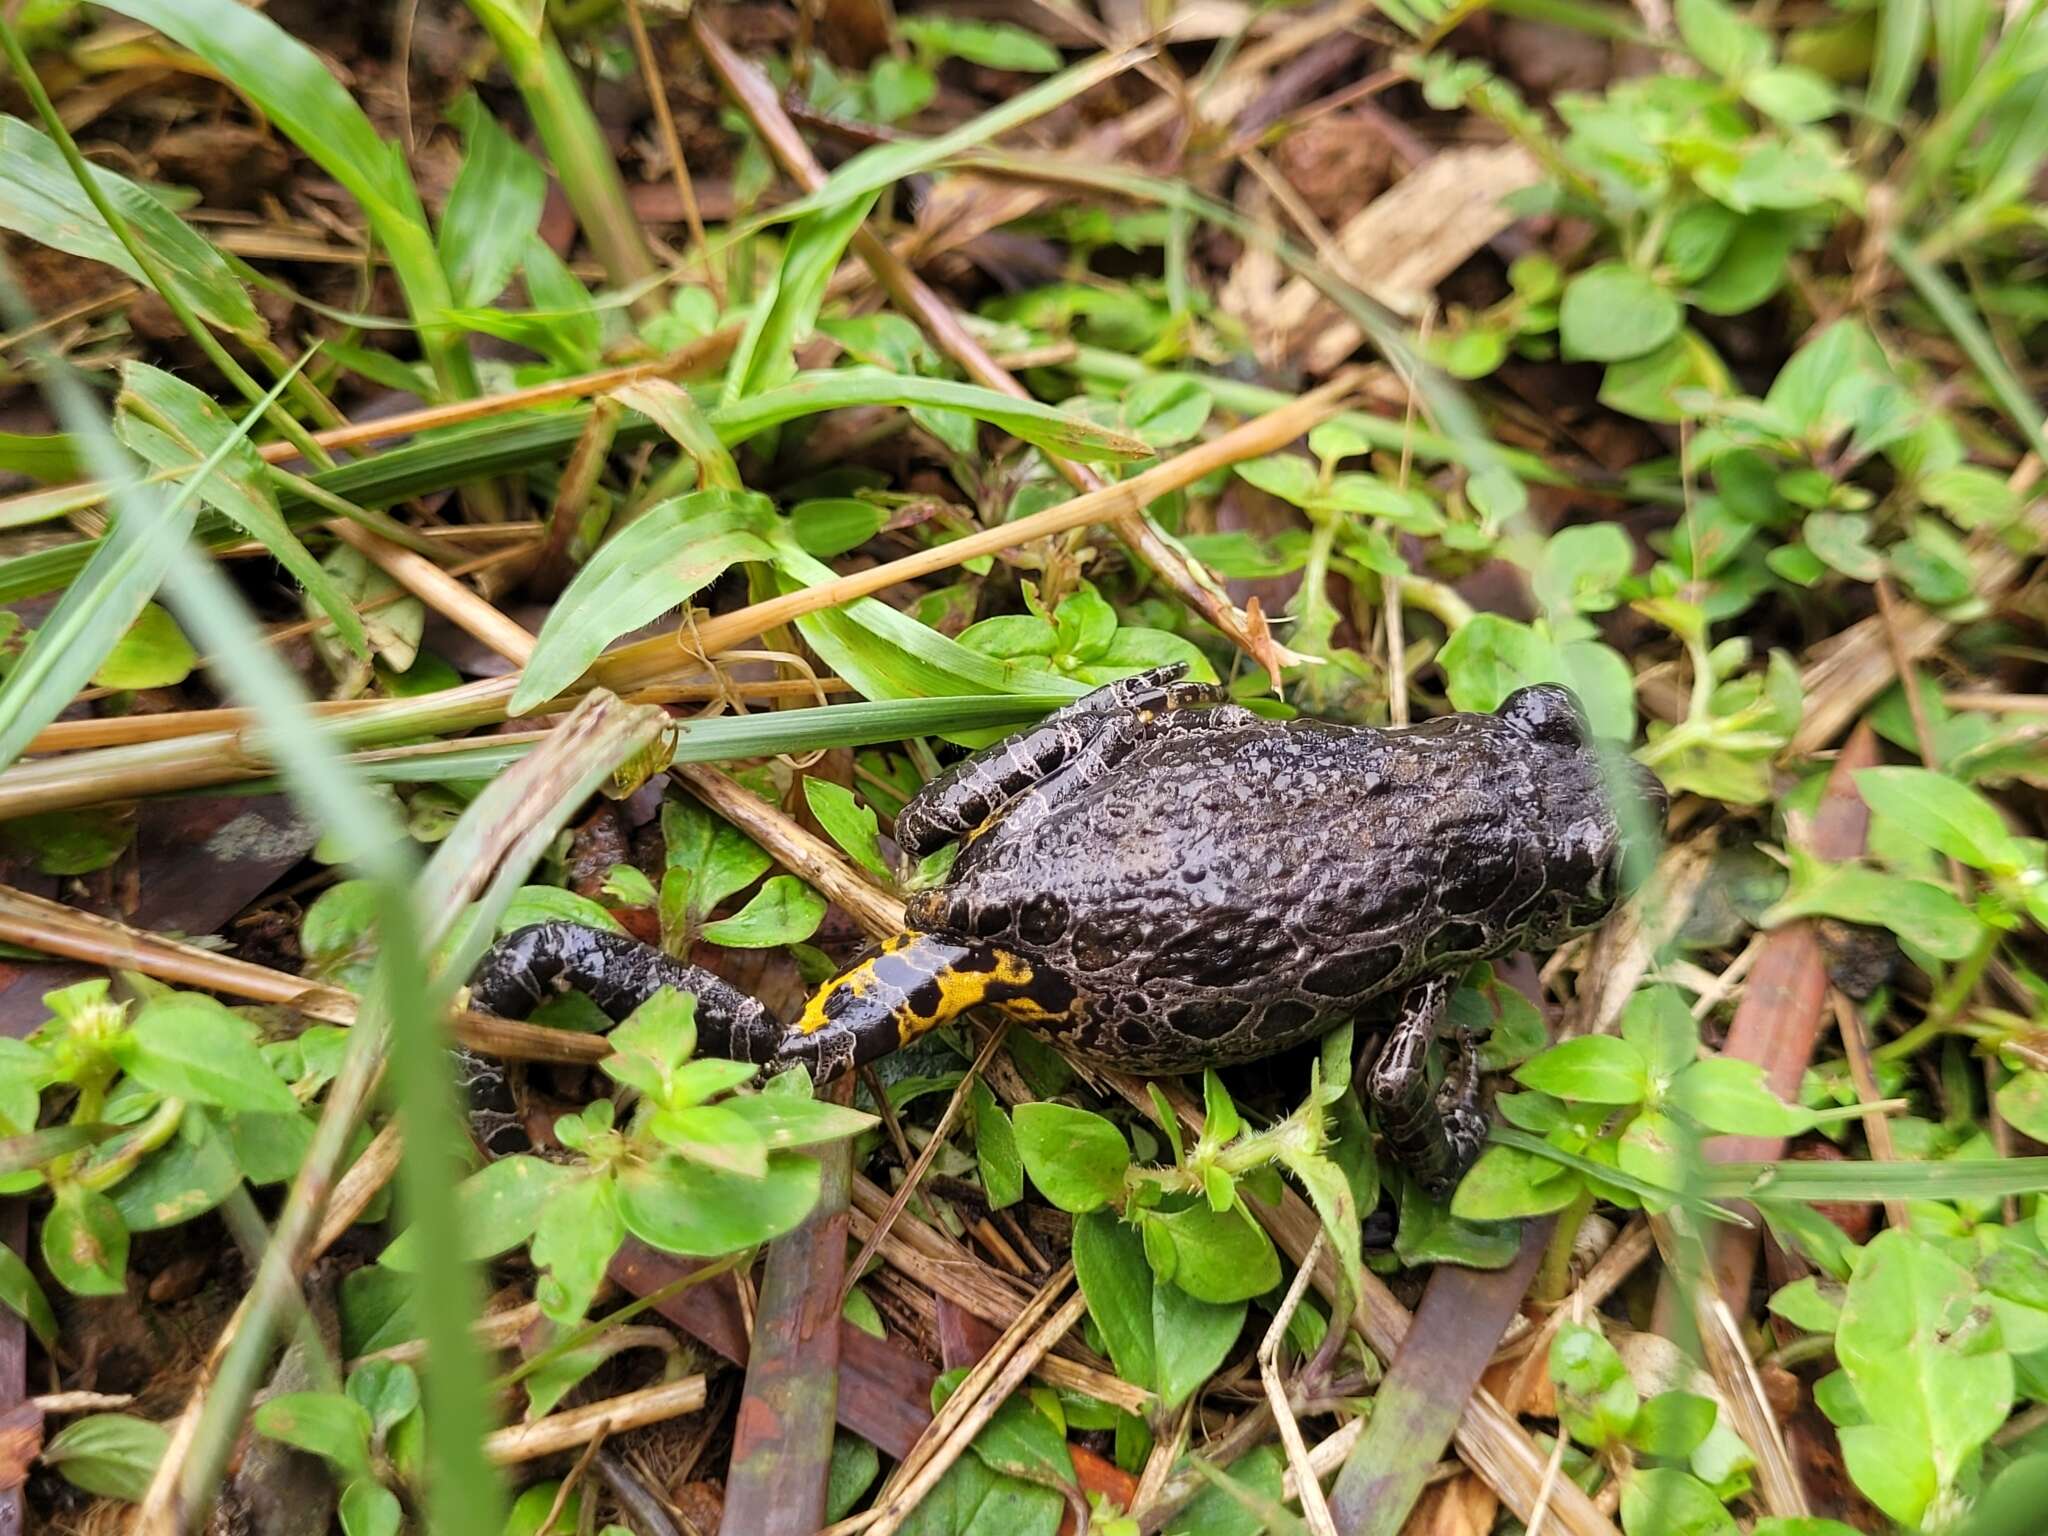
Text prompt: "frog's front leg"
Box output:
[[895, 664, 1223, 857], [1362, 974, 1489, 1200]]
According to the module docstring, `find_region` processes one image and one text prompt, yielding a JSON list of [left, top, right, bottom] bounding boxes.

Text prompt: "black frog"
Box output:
[[471, 668, 1666, 1194]]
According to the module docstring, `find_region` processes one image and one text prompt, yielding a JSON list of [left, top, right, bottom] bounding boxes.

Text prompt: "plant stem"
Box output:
[[467, 3, 660, 309]]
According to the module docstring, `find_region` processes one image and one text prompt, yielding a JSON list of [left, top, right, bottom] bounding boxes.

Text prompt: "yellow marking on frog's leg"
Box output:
[[792, 933, 1077, 1056]]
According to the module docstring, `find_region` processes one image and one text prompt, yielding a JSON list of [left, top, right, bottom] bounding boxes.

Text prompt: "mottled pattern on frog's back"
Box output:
[[907, 710, 1570, 1070]]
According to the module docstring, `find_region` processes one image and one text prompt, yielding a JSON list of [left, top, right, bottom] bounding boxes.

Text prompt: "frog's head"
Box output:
[[1499, 684, 1669, 928]]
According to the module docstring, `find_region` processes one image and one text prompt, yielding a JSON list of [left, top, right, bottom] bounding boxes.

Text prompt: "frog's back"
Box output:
[[911, 711, 1553, 1067]]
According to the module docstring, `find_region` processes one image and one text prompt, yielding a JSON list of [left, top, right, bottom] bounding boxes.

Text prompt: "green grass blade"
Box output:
[[0, 115, 262, 335], [736, 45, 1149, 235], [511, 490, 779, 715], [724, 192, 884, 403], [437, 94, 548, 308], [1723, 1158, 2048, 1204], [0, 337, 306, 773], [1891, 236, 2048, 464], [97, 0, 477, 399], [710, 368, 1151, 462]]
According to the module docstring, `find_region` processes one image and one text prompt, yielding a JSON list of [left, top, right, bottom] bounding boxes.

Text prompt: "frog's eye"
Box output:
[[1499, 684, 1589, 747]]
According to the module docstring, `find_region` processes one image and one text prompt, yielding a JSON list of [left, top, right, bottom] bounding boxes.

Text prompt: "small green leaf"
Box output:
[[898, 15, 1062, 71], [1559, 263, 1684, 363], [1629, 1392, 1719, 1459], [699, 875, 827, 948], [614, 1152, 821, 1257], [90, 603, 194, 689], [1450, 1145, 1582, 1222], [1855, 766, 2024, 873], [1618, 1467, 1738, 1536], [1515, 1035, 1651, 1105], [379, 1155, 570, 1271], [253, 1391, 373, 1479], [1551, 1322, 1638, 1450], [1621, 986, 1699, 1082], [1672, 1058, 1815, 1136], [44, 1182, 128, 1296], [969, 1079, 1023, 1209], [0, 1239, 56, 1348], [1012, 1103, 1130, 1213], [803, 778, 892, 883], [340, 1478, 403, 1536], [116, 995, 301, 1115], [1143, 1201, 1279, 1304], [43, 1413, 167, 1501], [531, 1174, 623, 1327]]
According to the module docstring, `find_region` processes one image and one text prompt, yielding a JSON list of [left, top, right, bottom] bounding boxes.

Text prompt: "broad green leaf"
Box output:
[[1672, 1058, 1816, 1136], [1155, 1280, 1245, 1412], [699, 874, 827, 948], [109, 1114, 241, 1231], [496, 885, 626, 938], [116, 995, 300, 1114], [1675, 0, 1772, 76], [1166, 1444, 1284, 1536], [379, 1155, 571, 1270], [254, 1391, 373, 1478], [1836, 1228, 2012, 1525], [1450, 1145, 1581, 1222], [896, 1439, 1063, 1536], [1142, 1201, 1280, 1304], [0, 115, 262, 334], [115, 362, 362, 655], [530, 1173, 622, 1327], [1618, 1467, 1738, 1536], [1762, 861, 1981, 960], [1012, 1103, 1130, 1213], [614, 1152, 821, 1256], [1072, 1210, 1157, 1396], [0, 1238, 57, 1348], [1514, 1035, 1651, 1105], [510, 489, 778, 715], [968, 1078, 1023, 1210], [1551, 1323, 1638, 1450], [1855, 766, 2024, 873], [438, 94, 546, 307], [719, 1091, 877, 1151], [340, 1479, 403, 1536], [1629, 1392, 1719, 1459], [44, 1181, 128, 1296], [90, 602, 195, 690], [1559, 263, 1683, 363], [660, 798, 775, 941], [43, 1413, 167, 1501], [648, 1103, 769, 1177], [1620, 985, 1699, 1082], [802, 777, 892, 883]]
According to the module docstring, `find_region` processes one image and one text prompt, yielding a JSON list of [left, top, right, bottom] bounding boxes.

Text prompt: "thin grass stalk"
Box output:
[[0, 377, 1353, 815], [466, 1, 660, 304]]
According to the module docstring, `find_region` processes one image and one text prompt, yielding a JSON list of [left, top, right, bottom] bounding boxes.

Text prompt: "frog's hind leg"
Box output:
[[471, 922, 787, 1063], [1362, 974, 1489, 1200], [774, 932, 1077, 1080], [894, 664, 1225, 857]]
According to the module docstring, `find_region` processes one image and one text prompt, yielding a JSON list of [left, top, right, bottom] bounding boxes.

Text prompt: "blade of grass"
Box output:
[[463, 0, 659, 302], [0, 377, 1352, 816], [732, 43, 1154, 236], [97, 0, 481, 402], [0, 17, 333, 463], [1891, 235, 2048, 463], [0, 341, 304, 773]]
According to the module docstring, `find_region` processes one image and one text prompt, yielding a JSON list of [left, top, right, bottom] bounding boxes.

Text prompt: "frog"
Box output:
[[470, 666, 1667, 1195]]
